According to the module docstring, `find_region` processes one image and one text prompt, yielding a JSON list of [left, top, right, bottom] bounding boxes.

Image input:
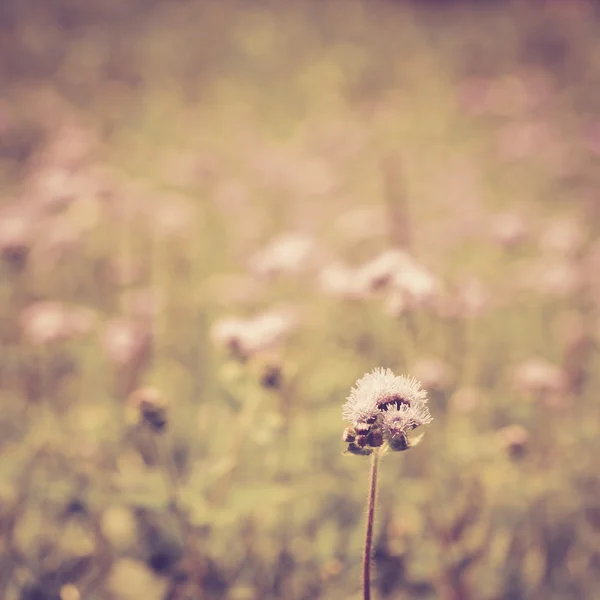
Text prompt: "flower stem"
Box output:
[[363, 450, 380, 600]]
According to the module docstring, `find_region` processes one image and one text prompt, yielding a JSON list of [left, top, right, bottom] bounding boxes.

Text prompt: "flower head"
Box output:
[[380, 402, 433, 437], [342, 368, 432, 454]]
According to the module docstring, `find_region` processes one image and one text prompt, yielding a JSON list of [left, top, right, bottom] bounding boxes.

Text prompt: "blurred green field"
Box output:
[[2, 1, 600, 599]]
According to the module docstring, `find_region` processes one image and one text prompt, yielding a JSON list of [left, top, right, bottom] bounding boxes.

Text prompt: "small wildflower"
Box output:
[[249, 352, 285, 389], [317, 262, 362, 300], [21, 301, 97, 345], [128, 387, 169, 433], [356, 250, 413, 294], [249, 233, 316, 278], [210, 307, 299, 360], [512, 357, 567, 397], [496, 424, 529, 460], [393, 262, 440, 308], [342, 368, 432, 454]]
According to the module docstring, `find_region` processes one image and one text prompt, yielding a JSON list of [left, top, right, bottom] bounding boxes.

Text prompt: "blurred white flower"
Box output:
[[317, 262, 361, 300], [249, 233, 317, 278], [512, 357, 567, 396], [356, 249, 413, 293], [21, 302, 97, 345], [210, 306, 299, 359], [393, 261, 440, 308]]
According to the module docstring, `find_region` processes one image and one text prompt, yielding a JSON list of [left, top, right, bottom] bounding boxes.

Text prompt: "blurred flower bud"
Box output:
[[128, 387, 169, 433], [0, 207, 35, 270], [496, 424, 529, 460], [248, 352, 286, 390]]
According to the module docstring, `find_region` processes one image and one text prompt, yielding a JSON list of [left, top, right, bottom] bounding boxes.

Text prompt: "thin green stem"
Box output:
[[363, 450, 380, 600]]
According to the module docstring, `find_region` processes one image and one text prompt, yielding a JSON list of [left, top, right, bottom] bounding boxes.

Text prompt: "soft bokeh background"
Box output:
[[2, 0, 600, 598]]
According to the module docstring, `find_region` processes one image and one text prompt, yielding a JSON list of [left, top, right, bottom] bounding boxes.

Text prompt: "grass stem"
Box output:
[[363, 449, 380, 600]]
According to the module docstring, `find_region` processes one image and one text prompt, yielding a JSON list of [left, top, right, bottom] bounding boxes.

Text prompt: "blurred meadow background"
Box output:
[[2, 0, 600, 598]]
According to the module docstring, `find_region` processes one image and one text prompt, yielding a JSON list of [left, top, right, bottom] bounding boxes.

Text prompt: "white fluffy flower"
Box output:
[[342, 368, 429, 425], [380, 402, 433, 438]]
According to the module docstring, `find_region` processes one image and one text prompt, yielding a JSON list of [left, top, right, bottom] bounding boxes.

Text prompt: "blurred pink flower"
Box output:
[[210, 306, 299, 359], [356, 249, 413, 294], [512, 357, 567, 397], [490, 211, 530, 250], [102, 317, 152, 369], [539, 219, 585, 257], [449, 387, 482, 414], [21, 302, 97, 345], [0, 206, 35, 269], [249, 233, 317, 278], [393, 261, 441, 309], [411, 357, 453, 392], [317, 262, 363, 301]]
